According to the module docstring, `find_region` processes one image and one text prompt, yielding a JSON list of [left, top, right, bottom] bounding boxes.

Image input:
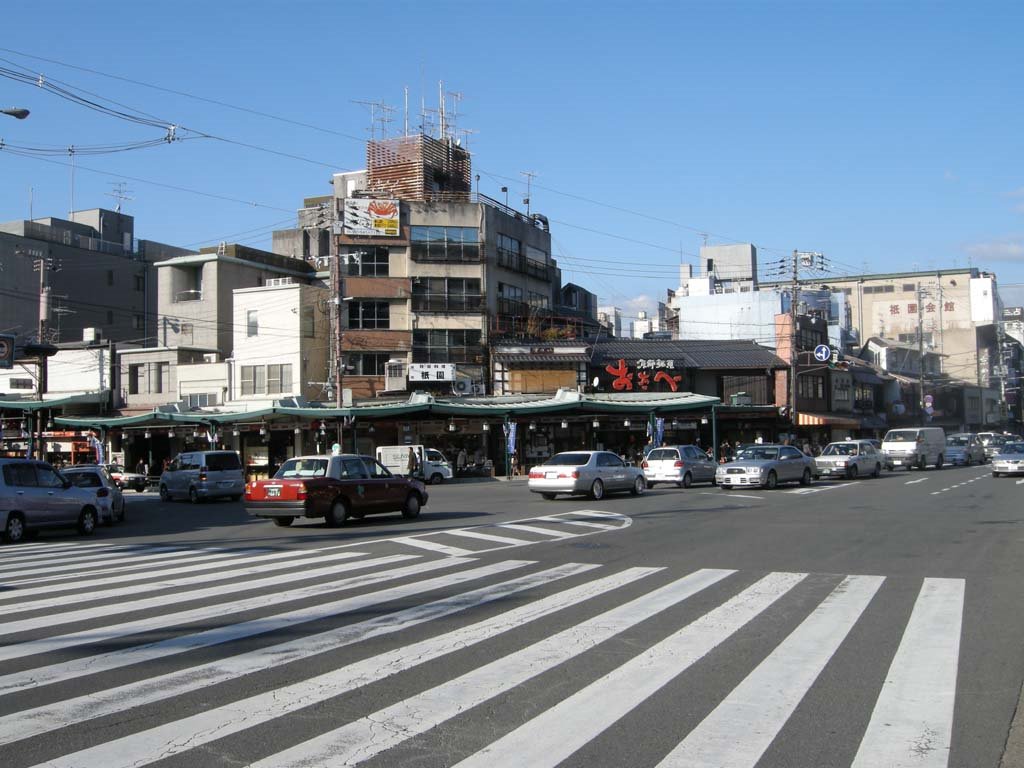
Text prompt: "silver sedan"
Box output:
[[528, 451, 646, 500], [716, 444, 815, 490], [991, 442, 1024, 477]]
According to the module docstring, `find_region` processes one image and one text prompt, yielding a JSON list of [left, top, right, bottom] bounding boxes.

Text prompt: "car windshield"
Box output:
[[66, 472, 102, 487], [883, 430, 917, 443], [999, 443, 1024, 455], [736, 447, 779, 461], [947, 435, 971, 446], [275, 458, 328, 478], [822, 443, 857, 456], [544, 453, 592, 466]]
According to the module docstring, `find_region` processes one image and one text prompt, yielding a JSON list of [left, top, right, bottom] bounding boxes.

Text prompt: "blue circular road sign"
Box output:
[[813, 344, 831, 362]]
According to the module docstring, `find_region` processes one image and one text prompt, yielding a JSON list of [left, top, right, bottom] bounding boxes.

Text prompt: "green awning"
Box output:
[[1, 391, 110, 412]]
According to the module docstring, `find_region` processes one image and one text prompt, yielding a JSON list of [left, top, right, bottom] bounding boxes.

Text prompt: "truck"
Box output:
[[375, 445, 453, 485]]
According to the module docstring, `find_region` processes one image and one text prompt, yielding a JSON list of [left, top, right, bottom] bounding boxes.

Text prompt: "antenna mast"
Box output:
[[520, 170, 537, 216], [106, 181, 134, 213]]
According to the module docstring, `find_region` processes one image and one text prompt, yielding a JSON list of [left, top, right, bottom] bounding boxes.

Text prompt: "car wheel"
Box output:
[[630, 476, 646, 496], [78, 508, 97, 536], [936, 454, 944, 470], [429, 473, 444, 485], [159, 484, 171, 502], [800, 468, 812, 486], [993, 471, 1001, 478], [966, 455, 972, 466], [4, 513, 25, 544], [325, 498, 349, 527], [681, 472, 693, 489], [188, 487, 201, 504], [872, 463, 881, 478], [402, 493, 422, 519], [272, 517, 295, 527], [590, 479, 604, 500], [541, 492, 557, 500], [847, 465, 859, 480], [764, 470, 778, 490]]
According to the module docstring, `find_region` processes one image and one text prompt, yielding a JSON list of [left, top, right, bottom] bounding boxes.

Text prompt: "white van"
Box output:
[[881, 427, 947, 470], [159, 450, 245, 503], [375, 445, 453, 485]]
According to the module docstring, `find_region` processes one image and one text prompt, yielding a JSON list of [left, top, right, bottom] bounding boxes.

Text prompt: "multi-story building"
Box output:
[[275, 133, 567, 400], [0, 208, 190, 347], [597, 305, 623, 338]]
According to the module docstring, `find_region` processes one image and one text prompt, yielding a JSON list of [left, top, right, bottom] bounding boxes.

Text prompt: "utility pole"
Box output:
[[917, 282, 926, 426], [789, 249, 800, 435]]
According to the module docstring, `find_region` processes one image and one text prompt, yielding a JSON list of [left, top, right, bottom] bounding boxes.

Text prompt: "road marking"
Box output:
[[657, 575, 884, 767], [391, 537, 475, 557], [499, 522, 577, 538], [533, 515, 617, 530], [1017, 478, 1024, 485], [705, 492, 762, 500], [442, 529, 534, 546], [0, 545, 188, 576], [905, 478, 928, 484], [257, 571, 794, 768], [0, 552, 415, 641], [33, 565, 668, 768], [851, 577, 964, 768], [788, 483, 852, 495]]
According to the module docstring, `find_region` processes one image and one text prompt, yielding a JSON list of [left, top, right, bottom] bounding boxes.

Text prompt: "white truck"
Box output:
[[375, 445, 453, 485]]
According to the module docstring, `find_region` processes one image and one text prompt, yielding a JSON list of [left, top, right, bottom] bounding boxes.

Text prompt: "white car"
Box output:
[[991, 442, 1024, 477], [642, 445, 717, 488], [814, 440, 884, 480], [528, 451, 646, 500], [63, 465, 125, 524]]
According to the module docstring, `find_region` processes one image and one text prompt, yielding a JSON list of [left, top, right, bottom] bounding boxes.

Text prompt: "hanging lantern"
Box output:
[[528, 422, 537, 431], [592, 418, 600, 428], [232, 427, 240, 437], [623, 418, 631, 428], [144, 430, 151, 439], [167, 429, 175, 438], [259, 421, 267, 436], [368, 424, 375, 434], [481, 422, 490, 432], [560, 419, 569, 429], [293, 426, 302, 435]]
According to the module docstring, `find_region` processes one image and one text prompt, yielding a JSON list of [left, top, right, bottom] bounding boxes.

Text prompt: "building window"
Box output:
[[267, 364, 293, 395], [412, 329, 482, 364], [528, 290, 550, 309], [9, 378, 34, 390], [342, 246, 390, 276], [902, 283, 917, 292], [133, 315, 145, 331], [498, 283, 526, 316], [302, 306, 315, 338], [411, 277, 482, 312], [247, 310, 259, 337], [240, 364, 265, 396], [149, 362, 169, 394], [833, 378, 851, 402], [897, 332, 933, 345], [410, 226, 480, 262], [798, 374, 825, 400], [348, 352, 391, 376], [348, 301, 390, 329], [134, 274, 144, 292], [128, 364, 142, 395], [184, 392, 218, 408], [180, 322, 194, 344]]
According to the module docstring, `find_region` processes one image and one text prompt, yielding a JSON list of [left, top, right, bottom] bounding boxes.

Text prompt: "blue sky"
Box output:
[[2, 0, 1022, 323]]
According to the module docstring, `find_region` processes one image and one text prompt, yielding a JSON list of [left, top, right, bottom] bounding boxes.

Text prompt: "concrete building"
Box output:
[[597, 306, 623, 338], [0, 208, 191, 347], [677, 244, 759, 297]]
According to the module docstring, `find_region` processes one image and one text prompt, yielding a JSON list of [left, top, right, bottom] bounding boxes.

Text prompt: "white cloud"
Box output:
[[943, 170, 958, 182], [964, 238, 1024, 262]]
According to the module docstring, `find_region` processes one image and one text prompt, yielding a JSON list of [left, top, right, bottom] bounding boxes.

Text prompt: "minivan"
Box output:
[[159, 450, 245, 503], [881, 427, 947, 470]]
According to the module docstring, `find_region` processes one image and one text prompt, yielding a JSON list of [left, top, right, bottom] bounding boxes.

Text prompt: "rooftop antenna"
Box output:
[[521, 170, 537, 216], [403, 86, 409, 137], [438, 80, 446, 141], [106, 181, 134, 213], [447, 90, 463, 141], [352, 99, 394, 140], [459, 127, 478, 150]]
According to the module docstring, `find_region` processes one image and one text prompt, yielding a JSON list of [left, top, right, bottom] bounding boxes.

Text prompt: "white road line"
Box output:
[[260, 570, 795, 768], [391, 537, 475, 557], [657, 575, 884, 768], [499, 522, 576, 538], [712, 493, 762, 500], [905, 478, 928, 485], [851, 577, 964, 768], [0, 556, 457, 664], [0, 552, 411, 636], [1017, 478, 1024, 485], [442, 529, 534, 546], [0, 559, 570, 739], [0, 548, 374, 617], [32, 565, 667, 768], [0, 548, 269, 598], [0, 546, 186, 576], [533, 515, 617, 530]]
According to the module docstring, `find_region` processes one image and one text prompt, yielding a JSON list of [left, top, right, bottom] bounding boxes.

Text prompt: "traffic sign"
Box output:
[[0, 334, 13, 369], [813, 344, 831, 363]]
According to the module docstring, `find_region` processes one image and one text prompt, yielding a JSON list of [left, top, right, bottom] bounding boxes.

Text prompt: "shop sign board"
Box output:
[[408, 363, 456, 382], [342, 198, 400, 236], [596, 358, 686, 392]]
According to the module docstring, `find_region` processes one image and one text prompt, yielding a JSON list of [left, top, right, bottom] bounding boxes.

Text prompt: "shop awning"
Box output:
[[852, 371, 887, 386], [0, 391, 110, 411], [797, 412, 861, 428]]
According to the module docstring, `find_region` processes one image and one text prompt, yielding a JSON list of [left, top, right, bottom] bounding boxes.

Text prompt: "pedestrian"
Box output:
[[719, 440, 732, 464], [407, 447, 419, 477], [510, 453, 519, 476], [456, 447, 468, 476], [136, 458, 147, 476]]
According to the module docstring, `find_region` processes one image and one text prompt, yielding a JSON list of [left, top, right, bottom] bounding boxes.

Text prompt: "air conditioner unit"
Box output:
[[452, 379, 472, 395]]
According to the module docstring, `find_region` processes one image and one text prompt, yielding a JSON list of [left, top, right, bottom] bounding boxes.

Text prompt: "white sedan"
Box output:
[[991, 442, 1024, 477], [528, 451, 646, 500]]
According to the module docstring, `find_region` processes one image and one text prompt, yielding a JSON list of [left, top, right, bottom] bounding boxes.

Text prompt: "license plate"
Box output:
[[266, 486, 281, 497], [545, 472, 558, 479], [893, 460, 903, 465]]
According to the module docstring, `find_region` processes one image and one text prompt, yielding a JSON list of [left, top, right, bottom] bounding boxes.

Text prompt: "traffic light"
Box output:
[[828, 350, 849, 371]]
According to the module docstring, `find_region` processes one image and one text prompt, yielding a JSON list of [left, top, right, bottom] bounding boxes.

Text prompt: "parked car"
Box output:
[[104, 463, 148, 492], [881, 427, 947, 470], [864, 439, 895, 471], [991, 441, 1024, 477], [245, 454, 428, 527], [642, 445, 717, 488], [159, 450, 245, 503], [528, 450, 646, 500], [814, 440, 884, 480], [716, 444, 815, 490], [977, 432, 1009, 461], [62, 464, 124, 524], [945, 433, 986, 466], [0, 458, 104, 543]]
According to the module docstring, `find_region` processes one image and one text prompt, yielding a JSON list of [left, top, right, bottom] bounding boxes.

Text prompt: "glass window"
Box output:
[[364, 458, 392, 479], [267, 364, 293, 395], [36, 465, 65, 488], [277, 458, 329, 478], [247, 310, 259, 337], [348, 301, 390, 329], [544, 453, 592, 466], [412, 277, 481, 312], [205, 453, 242, 471], [128, 364, 142, 395], [3, 463, 37, 487], [342, 246, 390, 277], [412, 329, 482, 364], [341, 457, 369, 479], [409, 226, 480, 262], [67, 471, 102, 488], [240, 365, 265, 396], [349, 353, 391, 376], [647, 448, 678, 461], [302, 306, 315, 338]]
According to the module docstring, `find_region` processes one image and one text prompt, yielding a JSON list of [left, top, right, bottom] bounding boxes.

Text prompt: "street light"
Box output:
[[1, 108, 30, 120]]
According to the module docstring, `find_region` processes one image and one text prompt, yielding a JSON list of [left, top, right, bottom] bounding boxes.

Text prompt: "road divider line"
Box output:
[[390, 537, 475, 557], [499, 523, 577, 538]]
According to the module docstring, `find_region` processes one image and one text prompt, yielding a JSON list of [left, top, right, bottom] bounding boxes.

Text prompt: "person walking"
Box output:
[[407, 447, 419, 478], [456, 447, 468, 476]]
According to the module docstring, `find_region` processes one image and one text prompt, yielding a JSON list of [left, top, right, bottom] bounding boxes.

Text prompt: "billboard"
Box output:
[[342, 198, 400, 237], [408, 363, 456, 382]]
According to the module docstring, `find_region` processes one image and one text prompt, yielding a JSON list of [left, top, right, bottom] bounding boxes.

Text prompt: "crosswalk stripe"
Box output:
[[34, 565, 668, 768], [257, 569, 787, 768], [0, 559, 568, 741], [533, 515, 617, 530], [851, 577, 964, 768], [391, 536, 475, 556], [0, 552, 411, 637], [657, 574, 884, 767], [442, 528, 534, 546], [0, 548, 269, 597], [499, 522, 576, 538], [0, 545, 187, 576], [454, 571, 815, 768], [0, 556, 466, 664]]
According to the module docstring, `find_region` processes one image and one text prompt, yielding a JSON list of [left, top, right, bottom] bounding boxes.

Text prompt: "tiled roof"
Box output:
[[592, 339, 786, 370]]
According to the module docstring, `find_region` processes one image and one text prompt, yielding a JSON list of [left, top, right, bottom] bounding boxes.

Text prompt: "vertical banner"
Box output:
[[655, 417, 665, 446], [505, 422, 518, 456], [88, 433, 105, 465]]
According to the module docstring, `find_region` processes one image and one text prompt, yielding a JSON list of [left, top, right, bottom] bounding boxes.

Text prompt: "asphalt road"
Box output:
[[1, 464, 1022, 767]]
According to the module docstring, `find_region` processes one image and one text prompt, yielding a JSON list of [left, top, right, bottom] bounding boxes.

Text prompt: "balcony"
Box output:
[[173, 290, 203, 303], [497, 248, 554, 282], [497, 297, 531, 317]]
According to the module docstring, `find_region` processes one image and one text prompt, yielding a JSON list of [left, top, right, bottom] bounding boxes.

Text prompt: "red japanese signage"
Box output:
[[599, 358, 685, 392]]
